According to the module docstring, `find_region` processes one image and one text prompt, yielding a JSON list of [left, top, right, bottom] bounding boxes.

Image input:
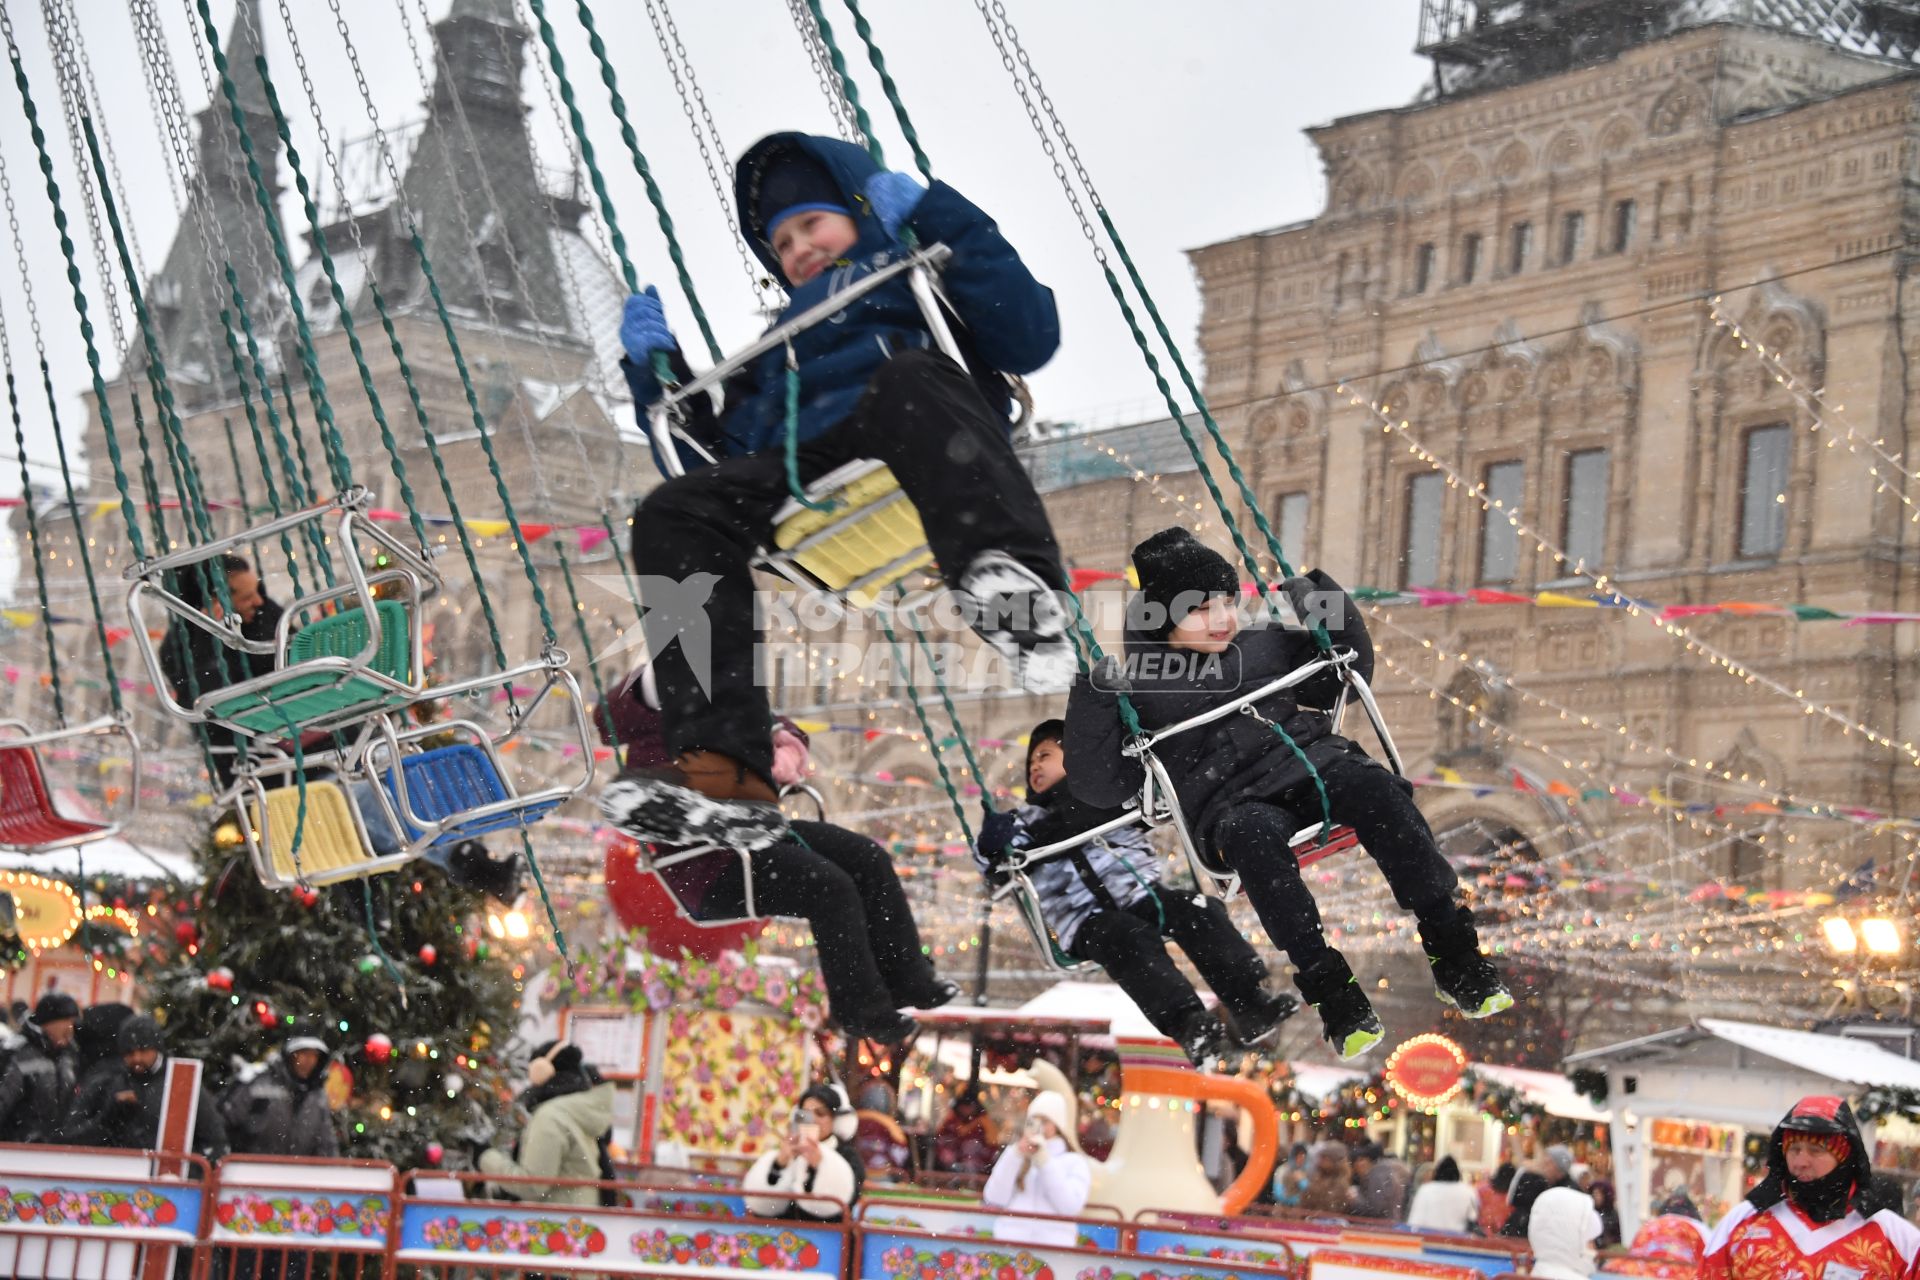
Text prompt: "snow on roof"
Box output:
[[0, 835, 198, 883], [1290, 1062, 1368, 1101], [1697, 1017, 1920, 1089], [1471, 1062, 1610, 1123], [1015, 980, 1159, 1037], [1567, 1017, 1920, 1091]]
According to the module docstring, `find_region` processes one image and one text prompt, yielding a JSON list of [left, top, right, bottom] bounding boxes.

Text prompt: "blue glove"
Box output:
[[865, 170, 926, 239], [619, 286, 676, 366], [975, 807, 1027, 862]]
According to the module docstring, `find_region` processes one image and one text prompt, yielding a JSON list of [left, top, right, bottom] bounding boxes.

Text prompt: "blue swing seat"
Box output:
[[381, 743, 561, 848]]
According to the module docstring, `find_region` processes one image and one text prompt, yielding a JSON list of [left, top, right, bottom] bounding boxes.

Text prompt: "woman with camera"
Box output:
[[981, 1091, 1093, 1246], [741, 1083, 862, 1221]]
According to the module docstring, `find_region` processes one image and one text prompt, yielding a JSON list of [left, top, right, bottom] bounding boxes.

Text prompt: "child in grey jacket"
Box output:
[[976, 720, 1296, 1069]]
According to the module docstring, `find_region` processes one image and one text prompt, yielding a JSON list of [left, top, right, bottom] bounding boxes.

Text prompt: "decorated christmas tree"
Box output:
[[138, 824, 525, 1167]]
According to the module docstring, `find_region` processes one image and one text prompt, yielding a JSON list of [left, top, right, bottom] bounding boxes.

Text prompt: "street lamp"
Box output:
[[1859, 917, 1904, 956], [1823, 916, 1905, 956]]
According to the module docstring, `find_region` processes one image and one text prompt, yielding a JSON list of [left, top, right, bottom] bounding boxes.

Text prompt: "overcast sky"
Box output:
[[0, 0, 1428, 513]]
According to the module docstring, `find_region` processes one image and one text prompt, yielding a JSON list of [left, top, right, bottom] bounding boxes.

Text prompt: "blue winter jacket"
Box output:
[[626, 133, 1060, 471]]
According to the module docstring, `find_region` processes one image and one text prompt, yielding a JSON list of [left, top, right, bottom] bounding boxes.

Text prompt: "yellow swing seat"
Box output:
[[765, 460, 936, 608]]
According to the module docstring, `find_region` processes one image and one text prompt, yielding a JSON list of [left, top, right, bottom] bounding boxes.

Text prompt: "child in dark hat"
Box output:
[[607, 132, 1069, 855], [1064, 527, 1509, 1061], [975, 718, 1296, 1070]]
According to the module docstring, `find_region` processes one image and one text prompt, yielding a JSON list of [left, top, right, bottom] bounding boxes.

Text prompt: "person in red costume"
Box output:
[[1703, 1095, 1920, 1279]]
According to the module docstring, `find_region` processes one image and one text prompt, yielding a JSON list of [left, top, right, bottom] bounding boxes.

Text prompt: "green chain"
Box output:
[[905, 621, 992, 811], [252, 67, 429, 552], [215, 295, 311, 601], [4, 43, 144, 562], [192, 0, 351, 496], [803, 0, 884, 167], [876, 610, 975, 849], [783, 364, 833, 512], [226, 272, 334, 583], [837, 0, 933, 181], [558, 0, 722, 363], [3, 369, 63, 722]]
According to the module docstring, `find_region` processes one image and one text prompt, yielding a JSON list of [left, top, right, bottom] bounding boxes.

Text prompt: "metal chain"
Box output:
[[125, 2, 185, 217], [642, 0, 772, 308], [66, 0, 150, 279], [40, 0, 132, 355], [787, 0, 859, 142]]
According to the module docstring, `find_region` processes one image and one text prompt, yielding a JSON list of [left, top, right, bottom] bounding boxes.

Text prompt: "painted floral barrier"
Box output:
[[862, 1201, 1123, 1250], [0, 1178, 199, 1240], [1133, 1227, 1295, 1272], [854, 1228, 1294, 1280], [397, 1200, 845, 1275], [208, 1190, 390, 1249]]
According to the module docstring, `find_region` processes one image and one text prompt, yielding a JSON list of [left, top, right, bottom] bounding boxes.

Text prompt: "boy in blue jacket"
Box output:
[[604, 133, 1070, 852]]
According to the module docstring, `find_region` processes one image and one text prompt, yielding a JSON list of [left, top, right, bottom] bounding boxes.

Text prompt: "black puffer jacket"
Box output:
[[1747, 1095, 1875, 1222], [67, 1057, 229, 1158], [220, 1048, 338, 1158], [0, 1020, 79, 1143], [1064, 570, 1376, 846]]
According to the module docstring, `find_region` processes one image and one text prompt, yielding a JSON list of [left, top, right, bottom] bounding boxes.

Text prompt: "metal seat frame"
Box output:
[[644, 245, 969, 604], [631, 782, 826, 926], [230, 743, 393, 890], [125, 488, 440, 740], [352, 648, 596, 855], [996, 649, 1405, 944], [0, 714, 143, 852]]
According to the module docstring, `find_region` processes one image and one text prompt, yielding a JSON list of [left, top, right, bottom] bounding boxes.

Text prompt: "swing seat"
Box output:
[[382, 744, 562, 848], [765, 460, 935, 608], [1292, 823, 1362, 869], [244, 780, 388, 886], [353, 655, 594, 855], [0, 716, 143, 853], [646, 248, 960, 610], [204, 601, 415, 733], [0, 746, 108, 850], [996, 871, 1094, 975], [605, 835, 769, 961], [126, 488, 439, 741]]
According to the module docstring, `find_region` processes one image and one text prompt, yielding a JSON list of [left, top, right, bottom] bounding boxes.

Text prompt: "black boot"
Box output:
[[1295, 952, 1384, 1061], [1419, 902, 1513, 1019], [599, 754, 788, 853], [1233, 989, 1302, 1049], [1173, 1009, 1234, 1073]]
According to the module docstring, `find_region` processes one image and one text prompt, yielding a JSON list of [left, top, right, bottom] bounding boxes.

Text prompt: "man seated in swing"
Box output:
[[597, 660, 956, 1049], [606, 132, 1069, 852], [159, 554, 286, 787]]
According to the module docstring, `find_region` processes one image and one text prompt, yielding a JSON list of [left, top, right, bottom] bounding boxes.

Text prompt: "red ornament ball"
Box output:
[[173, 921, 199, 947], [418, 944, 437, 966], [425, 1141, 444, 1166], [292, 886, 320, 908], [205, 967, 234, 992], [365, 1033, 394, 1063]]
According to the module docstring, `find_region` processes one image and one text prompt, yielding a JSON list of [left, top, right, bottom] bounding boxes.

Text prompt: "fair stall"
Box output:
[[1566, 1018, 1920, 1237]]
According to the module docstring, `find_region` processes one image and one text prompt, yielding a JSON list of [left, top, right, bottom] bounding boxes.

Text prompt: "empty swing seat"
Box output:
[[382, 743, 562, 848], [205, 601, 415, 734], [0, 745, 108, 850], [247, 780, 380, 883], [767, 460, 936, 607]]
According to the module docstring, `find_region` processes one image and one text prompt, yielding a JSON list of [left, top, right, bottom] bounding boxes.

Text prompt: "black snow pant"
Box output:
[[696, 820, 941, 1032], [1211, 748, 1471, 976], [633, 348, 1065, 784], [1069, 890, 1275, 1042]]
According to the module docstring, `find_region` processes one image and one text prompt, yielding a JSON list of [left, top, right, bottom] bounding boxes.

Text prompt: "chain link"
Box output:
[[0, 144, 49, 358], [643, 0, 771, 307], [40, 0, 133, 353], [788, 0, 858, 142]]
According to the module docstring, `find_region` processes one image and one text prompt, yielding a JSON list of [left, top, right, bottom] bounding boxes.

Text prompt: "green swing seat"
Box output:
[[200, 601, 415, 733]]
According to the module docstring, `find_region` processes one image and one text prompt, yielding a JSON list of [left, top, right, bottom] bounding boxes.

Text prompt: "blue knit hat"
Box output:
[[751, 146, 849, 243]]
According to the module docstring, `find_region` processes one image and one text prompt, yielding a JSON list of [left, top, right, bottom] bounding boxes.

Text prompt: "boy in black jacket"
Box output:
[[1065, 528, 1510, 1060]]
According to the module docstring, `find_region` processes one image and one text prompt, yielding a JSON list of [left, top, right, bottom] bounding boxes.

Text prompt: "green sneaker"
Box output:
[[1315, 985, 1386, 1061], [1432, 953, 1514, 1019]]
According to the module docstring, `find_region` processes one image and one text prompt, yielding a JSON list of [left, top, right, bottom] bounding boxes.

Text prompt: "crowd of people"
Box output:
[[0, 993, 333, 1160]]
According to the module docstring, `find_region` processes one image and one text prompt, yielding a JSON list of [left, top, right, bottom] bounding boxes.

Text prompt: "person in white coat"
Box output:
[[981, 1091, 1092, 1247], [1526, 1185, 1603, 1280], [741, 1083, 862, 1221], [1405, 1155, 1479, 1233]]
